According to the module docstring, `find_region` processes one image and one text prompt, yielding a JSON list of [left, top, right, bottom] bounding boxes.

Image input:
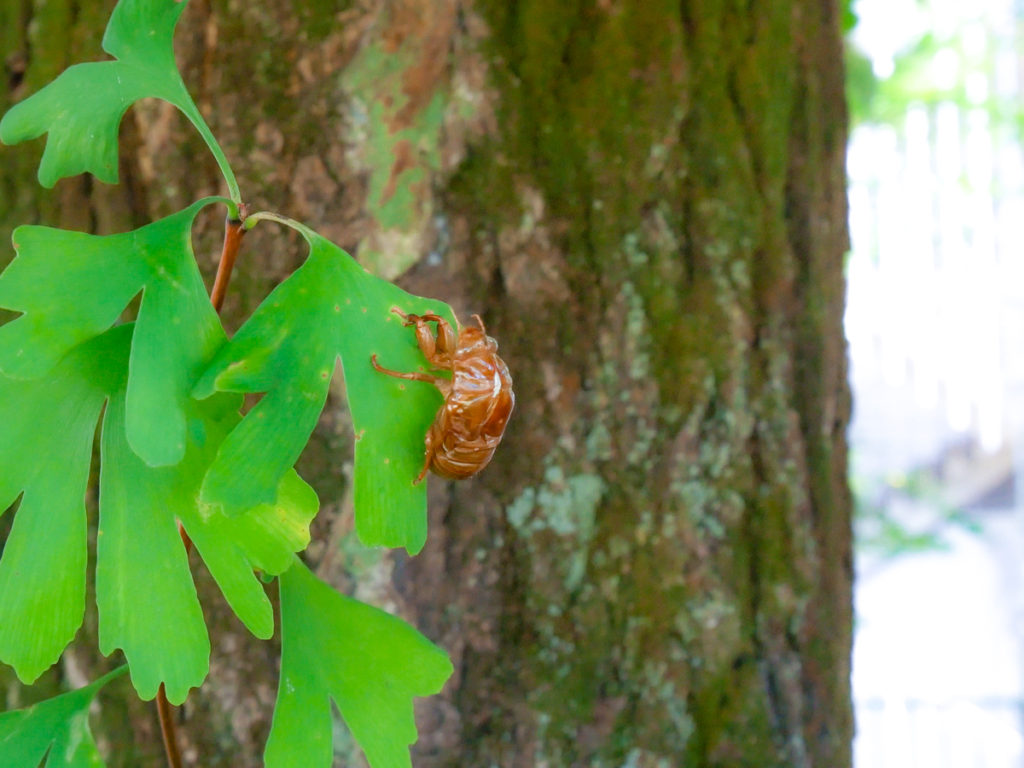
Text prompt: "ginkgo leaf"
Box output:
[[0, 0, 202, 188], [98, 385, 318, 704], [0, 198, 227, 466], [264, 559, 452, 768], [0, 328, 126, 684], [194, 219, 454, 554], [184, 471, 318, 639], [0, 324, 318, 702], [97, 348, 318, 705], [0, 666, 127, 768]]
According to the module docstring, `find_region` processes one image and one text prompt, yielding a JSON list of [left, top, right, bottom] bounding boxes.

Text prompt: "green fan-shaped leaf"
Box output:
[[0, 666, 127, 768], [194, 219, 454, 554], [0, 0, 198, 188], [0, 198, 226, 466], [0, 328, 127, 684], [98, 385, 317, 704], [0, 324, 317, 701], [264, 560, 452, 768]]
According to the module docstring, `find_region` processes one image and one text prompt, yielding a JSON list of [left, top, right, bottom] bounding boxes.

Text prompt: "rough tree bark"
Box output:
[[0, 0, 852, 766]]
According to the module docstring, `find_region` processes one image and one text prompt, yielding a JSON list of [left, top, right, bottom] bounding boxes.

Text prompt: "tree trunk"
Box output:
[[0, 0, 852, 766]]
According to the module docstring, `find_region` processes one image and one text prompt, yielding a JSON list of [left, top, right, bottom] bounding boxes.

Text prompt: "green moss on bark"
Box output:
[[452, 1, 851, 765]]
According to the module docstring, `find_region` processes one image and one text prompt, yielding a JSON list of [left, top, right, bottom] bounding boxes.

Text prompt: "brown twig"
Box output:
[[156, 684, 184, 768], [156, 203, 247, 768], [210, 206, 248, 313]]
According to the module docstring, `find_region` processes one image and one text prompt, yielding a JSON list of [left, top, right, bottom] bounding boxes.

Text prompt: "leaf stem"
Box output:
[[171, 79, 241, 203], [156, 684, 184, 768], [243, 210, 304, 232], [183, 109, 242, 204]]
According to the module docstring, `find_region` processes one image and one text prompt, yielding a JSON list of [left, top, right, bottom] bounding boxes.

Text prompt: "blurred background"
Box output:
[[846, 0, 1024, 765]]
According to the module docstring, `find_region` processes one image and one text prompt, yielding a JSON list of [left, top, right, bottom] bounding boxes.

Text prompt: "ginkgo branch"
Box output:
[[157, 201, 249, 768], [211, 206, 249, 312], [156, 683, 184, 768]]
